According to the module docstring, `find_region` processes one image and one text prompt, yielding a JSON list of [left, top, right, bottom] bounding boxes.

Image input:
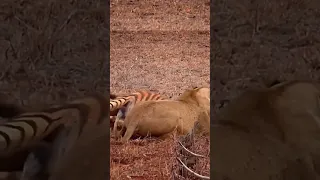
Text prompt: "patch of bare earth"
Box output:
[[110, 0, 210, 179]]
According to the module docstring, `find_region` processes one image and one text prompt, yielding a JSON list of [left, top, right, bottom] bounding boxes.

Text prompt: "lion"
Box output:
[[118, 87, 210, 142], [212, 80, 320, 177], [111, 90, 168, 139]]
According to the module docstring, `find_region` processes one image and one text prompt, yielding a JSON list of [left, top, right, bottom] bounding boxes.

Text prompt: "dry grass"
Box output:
[[110, 134, 210, 180], [111, 0, 209, 31], [0, 0, 108, 105], [173, 133, 210, 179], [110, 0, 210, 179], [211, 0, 320, 113], [110, 137, 175, 180], [110, 0, 210, 97], [192, 135, 210, 177]]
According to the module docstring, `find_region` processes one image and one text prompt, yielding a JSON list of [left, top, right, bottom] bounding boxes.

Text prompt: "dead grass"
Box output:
[[0, 0, 108, 105], [173, 133, 210, 179], [111, 0, 209, 31], [110, 0, 210, 179], [110, 137, 175, 180], [211, 0, 320, 113], [110, 134, 210, 180], [110, 0, 210, 98], [192, 135, 210, 177]]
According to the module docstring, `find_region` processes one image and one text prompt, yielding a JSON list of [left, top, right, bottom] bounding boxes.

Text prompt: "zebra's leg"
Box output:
[[20, 142, 52, 180], [125, 100, 136, 115], [113, 100, 137, 140], [113, 108, 126, 140]]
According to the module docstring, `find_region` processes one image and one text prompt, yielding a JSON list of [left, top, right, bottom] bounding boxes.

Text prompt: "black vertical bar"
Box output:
[[106, 0, 111, 179], [210, 0, 214, 179]]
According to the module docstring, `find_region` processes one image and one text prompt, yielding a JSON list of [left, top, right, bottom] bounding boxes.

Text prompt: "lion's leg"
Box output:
[[114, 120, 125, 140], [196, 111, 210, 134], [113, 109, 125, 139], [121, 121, 138, 143], [113, 100, 137, 140], [117, 101, 138, 141]]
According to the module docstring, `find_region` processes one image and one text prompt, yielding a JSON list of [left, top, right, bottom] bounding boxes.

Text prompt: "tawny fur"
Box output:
[[119, 87, 210, 142], [111, 91, 168, 139], [212, 80, 320, 178], [191, 110, 210, 136]]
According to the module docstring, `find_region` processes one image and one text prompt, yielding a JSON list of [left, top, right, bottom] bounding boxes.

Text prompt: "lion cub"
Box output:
[[118, 87, 210, 142]]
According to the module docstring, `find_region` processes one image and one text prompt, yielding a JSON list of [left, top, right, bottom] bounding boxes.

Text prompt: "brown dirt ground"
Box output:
[[110, 0, 210, 179], [211, 0, 320, 113], [0, 0, 108, 179]]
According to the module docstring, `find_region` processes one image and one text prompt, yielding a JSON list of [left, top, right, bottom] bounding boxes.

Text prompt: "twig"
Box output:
[[176, 157, 210, 180], [178, 141, 206, 158]]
